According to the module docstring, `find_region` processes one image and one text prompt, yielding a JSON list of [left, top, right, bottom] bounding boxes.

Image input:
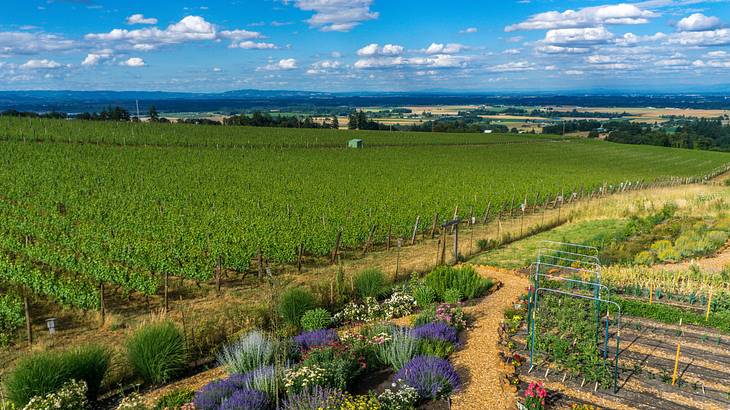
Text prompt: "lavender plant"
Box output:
[[219, 388, 270, 410], [293, 329, 339, 352], [394, 356, 460, 400]]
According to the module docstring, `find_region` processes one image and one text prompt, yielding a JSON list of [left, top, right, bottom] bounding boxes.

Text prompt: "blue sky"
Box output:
[[1, 0, 730, 92]]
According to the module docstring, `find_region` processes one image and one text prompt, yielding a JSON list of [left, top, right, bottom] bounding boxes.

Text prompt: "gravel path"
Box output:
[[451, 266, 528, 410]]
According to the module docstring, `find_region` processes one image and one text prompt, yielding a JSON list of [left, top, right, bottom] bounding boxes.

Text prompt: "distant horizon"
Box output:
[[2, 1, 730, 92]]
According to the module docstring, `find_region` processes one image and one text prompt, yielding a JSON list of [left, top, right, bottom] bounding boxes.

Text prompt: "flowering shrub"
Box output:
[[412, 322, 458, 345], [283, 365, 329, 393], [394, 356, 460, 400], [281, 386, 346, 410], [115, 392, 147, 410], [340, 393, 381, 410], [194, 375, 247, 410], [524, 381, 547, 410], [381, 291, 416, 320], [219, 389, 269, 410], [300, 341, 365, 389], [23, 379, 88, 410], [294, 329, 339, 351], [378, 380, 418, 410], [434, 304, 468, 330]]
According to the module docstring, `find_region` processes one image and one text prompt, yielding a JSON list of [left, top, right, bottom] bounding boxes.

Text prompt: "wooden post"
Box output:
[[435, 237, 442, 266], [649, 284, 653, 305], [331, 230, 342, 263], [430, 212, 439, 239], [440, 229, 447, 265], [482, 201, 491, 224], [450, 206, 458, 233], [395, 238, 403, 281], [411, 216, 420, 245], [100, 282, 105, 326], [257, 248, 264, 280], [297, 243, 304, 273], [706, 288, 713, 321], [364, 225, 377, 253], [164, 272, 169, 314], [509, 195, 515, 218], [453, 222, 459, 265], [672, 319, 683, 386], [216, 256, 222, 296], [386, 225, 392, 251], [24, 293, 32, 346]]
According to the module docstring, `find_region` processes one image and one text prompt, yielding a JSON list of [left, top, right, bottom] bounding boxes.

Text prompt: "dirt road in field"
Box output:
[[450, 266, 527, 410]]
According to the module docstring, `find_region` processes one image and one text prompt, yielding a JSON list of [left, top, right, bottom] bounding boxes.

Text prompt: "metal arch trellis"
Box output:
[[527, 241, 622, 393]]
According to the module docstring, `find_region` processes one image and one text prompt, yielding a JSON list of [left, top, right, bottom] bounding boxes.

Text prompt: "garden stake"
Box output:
[[672, 318, 683, 386], [705, 288, 713, 322]]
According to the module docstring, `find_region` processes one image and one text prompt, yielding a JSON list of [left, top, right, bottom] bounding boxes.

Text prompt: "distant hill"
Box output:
[[2, 89, 730, 113]]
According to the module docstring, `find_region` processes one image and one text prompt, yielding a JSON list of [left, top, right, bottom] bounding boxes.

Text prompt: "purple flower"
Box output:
[[220, 388, 270, 410], [293, 329, 339, 351], [394, 356, 461, 400], [412, 322, 458, 345], [194, 374, 248, 410], [281, 386, 346, 410]]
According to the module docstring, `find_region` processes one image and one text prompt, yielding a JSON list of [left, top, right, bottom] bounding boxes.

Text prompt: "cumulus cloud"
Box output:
[[424, 43, 466, 54], [506, 3, 657, 31], [357, 43, 404, 56], [536, 45, 591, 54], [234, 41, 277, 49], [126, 14, 158, 25], [676, 13, 721, 32], [0, 31, 77, 56], [460, 27, 478, 34], [86, 16, 262, 50], [489, 61, 535, 72], [666, 28, 730, 46], [354, 54, 467, 69], [20, 59, 63, 69], [306, 59, 341, 74], [120, 57, 145, 67], [81, 50, 112, 66], [543, 27, 615, 46], [286, 0, 378, 32], [258, 58, 298, 71]]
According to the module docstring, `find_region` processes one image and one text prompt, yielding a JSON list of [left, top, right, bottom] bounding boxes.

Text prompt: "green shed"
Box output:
[[348, 139, 364, 148]]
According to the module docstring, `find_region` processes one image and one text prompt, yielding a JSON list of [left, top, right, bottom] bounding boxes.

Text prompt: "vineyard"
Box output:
[[0, 122, 728, 314]]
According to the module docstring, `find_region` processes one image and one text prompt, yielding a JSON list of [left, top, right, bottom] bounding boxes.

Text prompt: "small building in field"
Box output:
[[348, 139, 364, 148], [483, 129, 493, 134]]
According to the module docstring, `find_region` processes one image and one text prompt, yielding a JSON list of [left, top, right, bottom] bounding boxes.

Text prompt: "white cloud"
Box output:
[[120, 57, 145, 67], [655, 58, 689, 66], [357, 43, 404, 56], [565, 70, 584, 75], [543, 27, 615, 46], [234, 41, 277, 49], [489, 61, 535, 72], [354, 54, 467, 69], [20, 59, 63, 69], [667, 29, 730, 46], [0, 31, 77, 56], [424, 43, 466, 54], [677, 13, 721, 32], [536, 45, 591, 54], [81, 50, 112, 66], [126, 14, 158, 25], [502, 48, 521, 55], [286, 0, 378, 32], [259, 58, 298, 71], [306, 59, 342, 74], [460, 27, 478, 34], [506, 4, 657, 31], [87, 16, 261, 50], [707, 50, 728, 58]]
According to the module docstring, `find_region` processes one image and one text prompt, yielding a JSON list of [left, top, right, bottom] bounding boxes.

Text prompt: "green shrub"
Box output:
[[3, 344, 110, 407], [424, 266, 492, 301], [651, 240, 680, 262], [216, 330, 275, 374], [419, 339, 455, 359], [0, 293, 23, 347], [300, 308, 332, 331], [633, 250, 655, 266], [154, 388, 194, 410], [707, 230, 728, 247], [126, 321, 187, 385], [278, 288, 317, 329], [443, 288, 462, 304], [412, 306, 436, 328], [354, 268, 388, 300], [376, 328, 419, 370], [411, 285, 436, 308]]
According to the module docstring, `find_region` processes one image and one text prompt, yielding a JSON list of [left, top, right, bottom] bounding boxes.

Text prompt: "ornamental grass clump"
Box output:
[[394, 356, 460, 400], [424, 266, 492, 301], [279, 288, 317, 330], [294, 329, 339, 352], [241, 365, 283, 399], [217, 330, 276, 374], [376, 327, 419, 370], [281, 386, 347, 410], [300, 308, 332, 331], [126, 321, 187, 385], [354, 268, 388, 299]]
